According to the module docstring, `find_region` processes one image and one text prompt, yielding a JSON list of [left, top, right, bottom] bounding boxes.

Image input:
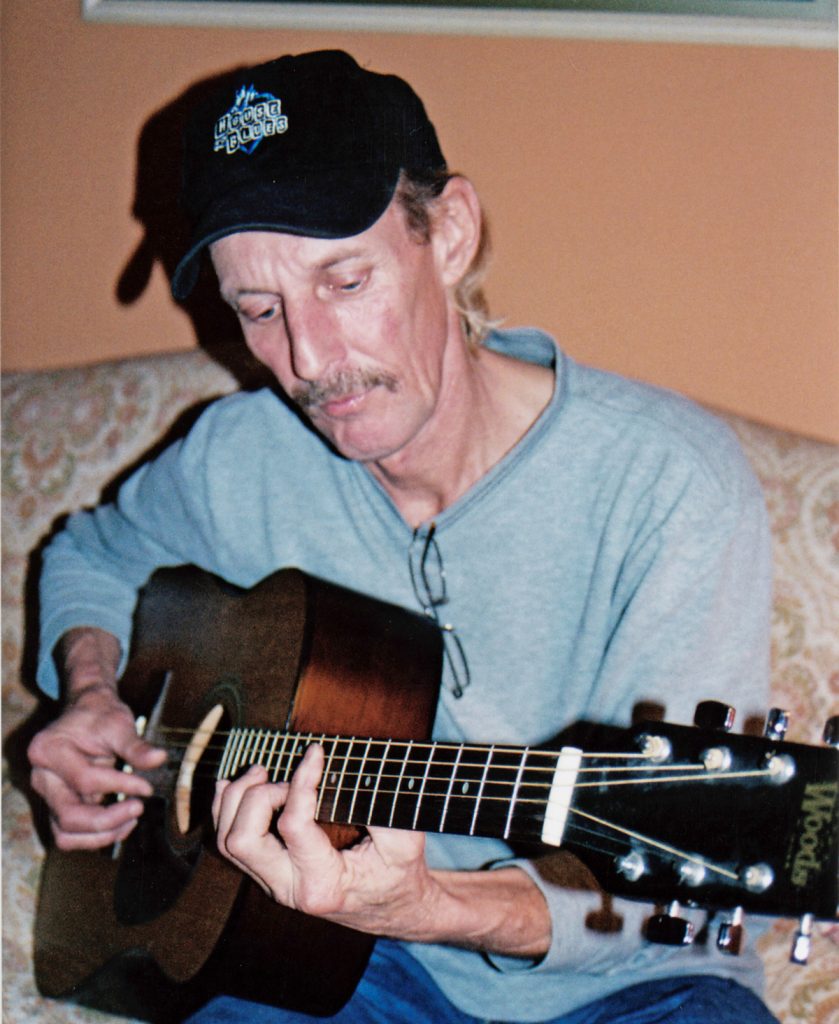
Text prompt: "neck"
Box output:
[[216, 725, 575, 847], [367, 344, 554, 526]]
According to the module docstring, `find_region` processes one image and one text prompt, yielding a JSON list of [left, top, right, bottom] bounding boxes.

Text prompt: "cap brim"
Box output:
[[171, 164, 399, 300]]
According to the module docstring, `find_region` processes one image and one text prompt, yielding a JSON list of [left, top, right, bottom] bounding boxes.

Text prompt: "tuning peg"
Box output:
[[717, 907, 744, 955], [824, 716, 839, 748], [646, 902, 695, 946], [694, 701, 735, 732], [790, 913, 814, 964], [764, 708, 790, 742]]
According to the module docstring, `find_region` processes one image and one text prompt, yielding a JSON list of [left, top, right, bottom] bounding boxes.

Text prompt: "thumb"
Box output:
[[366, 824, 427, 865]]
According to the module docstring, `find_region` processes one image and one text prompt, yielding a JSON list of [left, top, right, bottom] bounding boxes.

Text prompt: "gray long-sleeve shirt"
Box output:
[[37, 328, 773, 1019]]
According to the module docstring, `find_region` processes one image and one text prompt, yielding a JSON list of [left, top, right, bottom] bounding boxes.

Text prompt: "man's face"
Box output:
[[211, 197, 457, 466]]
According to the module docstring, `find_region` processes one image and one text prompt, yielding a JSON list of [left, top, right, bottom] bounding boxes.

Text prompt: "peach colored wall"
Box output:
[[2, 1, 837, 441]]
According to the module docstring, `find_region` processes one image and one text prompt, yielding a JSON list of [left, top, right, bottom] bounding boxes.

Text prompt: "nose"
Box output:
[[282, 299, 345, 383]]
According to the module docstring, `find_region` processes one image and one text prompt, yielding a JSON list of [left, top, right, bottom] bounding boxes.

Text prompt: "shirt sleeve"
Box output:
[[36, 394, 264, 699]]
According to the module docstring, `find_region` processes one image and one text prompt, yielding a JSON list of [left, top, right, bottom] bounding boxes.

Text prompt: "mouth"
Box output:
[[319, 390, 371, 418]]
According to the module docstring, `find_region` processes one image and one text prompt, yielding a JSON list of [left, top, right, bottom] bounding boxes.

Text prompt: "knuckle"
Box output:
[[297, 888, 336, 918], [225, 829, 250, 860], [27, 730, 53, 766]]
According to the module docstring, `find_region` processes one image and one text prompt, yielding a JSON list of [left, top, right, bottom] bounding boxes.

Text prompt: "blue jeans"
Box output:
[[185, 940, 779, 1024]]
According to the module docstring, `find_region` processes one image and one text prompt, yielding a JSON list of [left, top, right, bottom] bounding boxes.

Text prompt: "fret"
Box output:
[[343, 739, 389, 826], [328, 737, 356, 822], [284, 734, 303, 783], [217, 728, 236, 781], [226, 728, 248, 778], [264, 731, 281, 779], [411, 745, 435, 831], [298, 733, 317, 780], [367, 739, 391, 826], [389, 740, 430, 830], [254, 729, 271, 769], [388, 741, 412, 828], [240, 728, 259, 771], [316, 736, 339, 820], [412, 744, 461, 833], [347, 739, 372, 823], [271, 731, 292, 782], [469, 745, 495, 835], [438, 745, 463, 832], [470, 744, 522, 838], [503, 747, 531, 840]]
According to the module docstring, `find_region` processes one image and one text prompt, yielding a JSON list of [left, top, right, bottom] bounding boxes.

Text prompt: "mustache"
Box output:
[[292, 368, 398, 410]]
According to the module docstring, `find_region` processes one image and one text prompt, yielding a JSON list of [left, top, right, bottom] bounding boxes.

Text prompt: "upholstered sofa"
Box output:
[[3, 349, 837, 1024]]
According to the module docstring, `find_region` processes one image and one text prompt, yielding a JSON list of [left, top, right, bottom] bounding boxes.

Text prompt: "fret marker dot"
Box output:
[[461, 782, 470, 794], [365, 776, 372, 787], [408, 779, 415, 789]]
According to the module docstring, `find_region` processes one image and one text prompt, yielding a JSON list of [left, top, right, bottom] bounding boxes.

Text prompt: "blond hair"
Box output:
[[395, 171, 498, 348]]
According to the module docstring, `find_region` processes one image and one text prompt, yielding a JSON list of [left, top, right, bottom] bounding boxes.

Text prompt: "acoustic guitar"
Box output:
[[34, 567, 838, 1022]]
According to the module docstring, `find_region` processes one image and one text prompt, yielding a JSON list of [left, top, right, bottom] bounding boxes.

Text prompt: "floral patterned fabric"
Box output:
[[2, 350, 837, 1023]]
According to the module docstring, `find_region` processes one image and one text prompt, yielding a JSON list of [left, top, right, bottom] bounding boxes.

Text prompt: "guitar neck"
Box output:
[[212, 720, 839, 923], [218, 728, 568, 846]]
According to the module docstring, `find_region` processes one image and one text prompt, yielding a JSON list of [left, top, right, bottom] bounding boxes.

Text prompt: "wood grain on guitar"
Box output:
[[33, 567, 839, 1022]]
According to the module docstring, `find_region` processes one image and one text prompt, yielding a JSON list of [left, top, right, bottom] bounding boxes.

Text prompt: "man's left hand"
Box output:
[[212, 744, 443, 940]]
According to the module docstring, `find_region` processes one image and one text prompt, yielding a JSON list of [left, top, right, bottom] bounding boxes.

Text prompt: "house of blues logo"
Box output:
[[214, 84, 288, 156]]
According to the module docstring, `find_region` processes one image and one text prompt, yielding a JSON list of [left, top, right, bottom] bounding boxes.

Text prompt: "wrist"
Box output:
[[419, 867, 551, 959], [59, 627, 121, 703], [65, 680, 122, 709]]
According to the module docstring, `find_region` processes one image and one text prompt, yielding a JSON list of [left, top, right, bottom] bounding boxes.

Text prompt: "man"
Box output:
[[29, 50, 777, 1024]]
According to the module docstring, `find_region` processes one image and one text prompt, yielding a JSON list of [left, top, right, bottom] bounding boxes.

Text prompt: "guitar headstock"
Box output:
[[564, 703, 838, 960]]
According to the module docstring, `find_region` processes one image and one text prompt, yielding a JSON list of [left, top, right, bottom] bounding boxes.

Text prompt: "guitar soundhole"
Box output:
[[112, 703, 229, 927]]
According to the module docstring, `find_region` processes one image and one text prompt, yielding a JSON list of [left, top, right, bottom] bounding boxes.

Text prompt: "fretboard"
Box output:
[[216, 729, 578, 846]]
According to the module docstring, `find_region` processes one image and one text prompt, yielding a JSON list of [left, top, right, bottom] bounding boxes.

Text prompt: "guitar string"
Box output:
[[158, 724, 663, 761], [150, 724, 774, 794], [148, 727, 774, 880], [151, 727, 770, 791], [171, 757, 771, 791], [154, 725, 725, 771]]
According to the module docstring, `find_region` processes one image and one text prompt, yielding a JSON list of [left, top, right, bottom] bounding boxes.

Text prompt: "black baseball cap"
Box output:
[[171, 50, 447, 299]]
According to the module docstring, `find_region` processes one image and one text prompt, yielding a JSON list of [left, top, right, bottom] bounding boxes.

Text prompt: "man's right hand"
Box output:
[[28, 627, 167, 851]]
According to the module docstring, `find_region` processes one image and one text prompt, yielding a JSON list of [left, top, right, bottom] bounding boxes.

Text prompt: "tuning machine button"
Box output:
[[717, 907, 744, 955], [646, 902, 695, 946], [694, 701, 736, 732], [617, 850, 647, 882], [638, 733, 672, 763], [790, 913, 814, 964], [824, 716, 839, 748], [764, 708, 790, 742]]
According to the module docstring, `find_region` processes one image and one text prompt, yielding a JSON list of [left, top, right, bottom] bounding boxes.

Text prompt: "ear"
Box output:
[[429, 177, 482, 290]]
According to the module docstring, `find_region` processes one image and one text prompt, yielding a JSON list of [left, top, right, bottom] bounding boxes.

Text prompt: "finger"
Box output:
[[52, 814, 139, 852], [39, 771, 146, 837], [212, 778, 230, 830], [216, 775, 292, 892], [213, 765, 273, 849], [34, 747, 155, 801], [118, 734, 168, 772], [281, 743, 324, 831]]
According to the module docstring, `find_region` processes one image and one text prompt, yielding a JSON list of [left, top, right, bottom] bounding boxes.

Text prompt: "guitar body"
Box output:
[[34, 567, 443, 1021]]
